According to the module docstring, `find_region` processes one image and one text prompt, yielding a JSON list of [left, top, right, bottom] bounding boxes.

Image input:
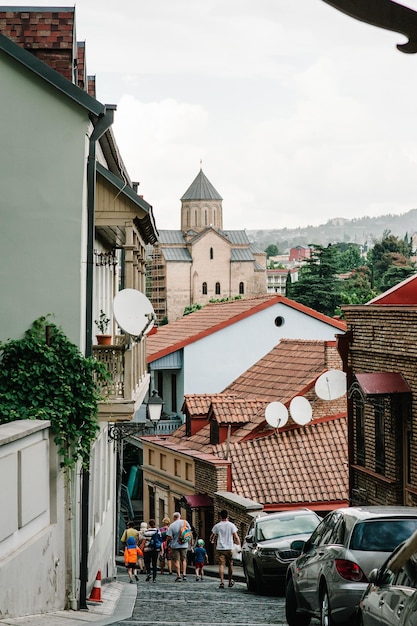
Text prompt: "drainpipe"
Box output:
[[79, 105, 116, 611]]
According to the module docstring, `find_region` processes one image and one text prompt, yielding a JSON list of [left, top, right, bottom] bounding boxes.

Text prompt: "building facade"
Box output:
[[147, 169, 267, 323]]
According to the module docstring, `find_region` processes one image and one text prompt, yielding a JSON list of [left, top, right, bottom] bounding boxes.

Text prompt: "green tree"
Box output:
[[368, 231, 414, 289], [290, 244, 340, 317], [265, 244, 279, 258], [338, 265, 378, 307]]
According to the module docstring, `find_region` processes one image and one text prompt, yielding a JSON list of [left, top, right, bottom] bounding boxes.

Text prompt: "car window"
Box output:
[[350, 519, 417, 552], [256, 513, 319, 541], [308, 512, 335, 547], [319, 512, 343, 546]]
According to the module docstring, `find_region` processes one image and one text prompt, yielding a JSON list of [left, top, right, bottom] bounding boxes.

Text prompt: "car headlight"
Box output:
[[257, 548, 277, 558]]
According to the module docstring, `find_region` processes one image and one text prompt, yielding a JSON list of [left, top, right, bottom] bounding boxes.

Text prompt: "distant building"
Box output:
[[266, 267, 298, 295], [289, 246, 312, 262], [147, 168, 267, 322]]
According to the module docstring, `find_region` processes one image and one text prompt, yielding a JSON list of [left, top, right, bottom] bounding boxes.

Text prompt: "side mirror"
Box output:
[[291, 539, 306, 553], [368, 568, 378, 583], [245, 533, 254, 544]]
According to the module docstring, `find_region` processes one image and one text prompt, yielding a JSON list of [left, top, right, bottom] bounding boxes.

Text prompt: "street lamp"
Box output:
[[146, 389, 164, 424]]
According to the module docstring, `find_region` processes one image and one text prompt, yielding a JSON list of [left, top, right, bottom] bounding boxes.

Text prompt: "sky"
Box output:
[[17, 1, 417, 230]]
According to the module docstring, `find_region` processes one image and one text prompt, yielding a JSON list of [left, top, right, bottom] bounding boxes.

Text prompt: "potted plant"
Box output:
[[95, 309, 112, 345]]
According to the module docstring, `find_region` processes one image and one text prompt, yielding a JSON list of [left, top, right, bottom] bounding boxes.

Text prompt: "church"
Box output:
[[147, 168, 267, 323]]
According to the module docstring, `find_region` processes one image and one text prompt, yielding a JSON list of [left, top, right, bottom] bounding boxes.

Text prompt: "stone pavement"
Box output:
[[0, 563, 247, 626]]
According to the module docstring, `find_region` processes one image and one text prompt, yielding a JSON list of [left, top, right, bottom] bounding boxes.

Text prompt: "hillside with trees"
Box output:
[[247, 209, 417, 252]]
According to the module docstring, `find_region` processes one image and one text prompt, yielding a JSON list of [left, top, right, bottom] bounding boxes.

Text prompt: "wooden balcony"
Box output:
[[93, 336, 150, 422]]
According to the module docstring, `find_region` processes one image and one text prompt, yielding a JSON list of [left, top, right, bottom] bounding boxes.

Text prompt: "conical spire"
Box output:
[[181, 169, 222, 201]]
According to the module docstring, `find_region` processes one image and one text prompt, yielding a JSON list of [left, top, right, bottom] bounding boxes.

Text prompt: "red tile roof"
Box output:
[[223, 339, 340, 403], [147, 295, 346, 362], [215, 415, 348, 508]]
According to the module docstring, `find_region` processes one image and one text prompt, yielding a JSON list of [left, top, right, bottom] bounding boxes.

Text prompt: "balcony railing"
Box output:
[[93, 336, 145, 402]]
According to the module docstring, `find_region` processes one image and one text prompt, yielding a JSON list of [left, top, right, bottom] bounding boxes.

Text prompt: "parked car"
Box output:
[[358, 528, 417, 626], [242, 508, 321, 593], [285, 506, 417, 626]]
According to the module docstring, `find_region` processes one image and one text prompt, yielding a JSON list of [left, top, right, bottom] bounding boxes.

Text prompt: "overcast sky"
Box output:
[[21, 1, 417, 230]]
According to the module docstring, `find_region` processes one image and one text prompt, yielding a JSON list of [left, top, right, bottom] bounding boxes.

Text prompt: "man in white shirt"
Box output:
[[210, 509, 240, 588]]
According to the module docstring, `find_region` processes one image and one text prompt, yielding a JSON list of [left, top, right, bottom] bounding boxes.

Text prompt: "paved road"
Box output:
[[110, 569, 289, 626]]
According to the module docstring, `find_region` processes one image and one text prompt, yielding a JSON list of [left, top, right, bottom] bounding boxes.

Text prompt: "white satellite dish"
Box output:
[[265, 402, 288, 429], [113, 289, 155, 337], [315, 370, 347, 401], [289, 396, 313, 426]]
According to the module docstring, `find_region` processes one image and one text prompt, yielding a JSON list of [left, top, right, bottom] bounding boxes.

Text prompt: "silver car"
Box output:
[[285, 506, 417, 626], [358, 529, 417, 626], [241, 508, 321, 593]]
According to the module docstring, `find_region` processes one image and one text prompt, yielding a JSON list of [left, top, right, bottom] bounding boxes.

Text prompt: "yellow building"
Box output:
[[147, 169, 267, 322]]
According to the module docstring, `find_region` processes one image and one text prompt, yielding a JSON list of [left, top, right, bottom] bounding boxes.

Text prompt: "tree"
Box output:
[[265, 244, 279, 258], [368, 231, 414, 289], [289, 244, 340, 317]]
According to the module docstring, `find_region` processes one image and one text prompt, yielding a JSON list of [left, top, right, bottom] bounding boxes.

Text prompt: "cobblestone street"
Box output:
[[110, 567, 288, 626]]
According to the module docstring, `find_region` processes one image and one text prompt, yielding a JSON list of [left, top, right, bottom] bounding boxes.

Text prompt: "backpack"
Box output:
[[148, 530, 162, 550], [178, 520, 193, 544]]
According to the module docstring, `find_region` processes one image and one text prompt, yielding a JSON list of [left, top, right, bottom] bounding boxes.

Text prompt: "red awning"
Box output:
[[355, 372, 411, 396], [184, 494, 213, 508]]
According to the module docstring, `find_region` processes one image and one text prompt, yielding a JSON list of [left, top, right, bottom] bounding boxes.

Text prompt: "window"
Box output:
[[215, 282, 221, 295], [149, 486, 155, 519], [174, 459, 181, 477], [239, 281, 244, 294], [185, 463, 192, 481], [171, 373, 177, 413], [205, 210, 208, 226], [149, 450, 155, 466], [159, 498, 165, 525], [375, 404, 385, 474], [210, 247, 213, 259], [202, 282, 207, 295], [160, 454, 166, 470], [355, 401, 365, 465]]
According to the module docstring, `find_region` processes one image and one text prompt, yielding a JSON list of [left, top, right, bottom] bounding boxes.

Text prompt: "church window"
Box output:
[[210, 247, 213, 259], [186, 210, 190, 227], [215, 282, 221, 295], [202, 282, 207, 295], [205, 210, 208, 226], [239, 281, 244, 294], [194, 210, 198, 227]]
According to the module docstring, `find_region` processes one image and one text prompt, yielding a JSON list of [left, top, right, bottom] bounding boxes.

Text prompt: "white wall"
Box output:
[[0, 421, 66, 618], [183, 302, 342, 394]]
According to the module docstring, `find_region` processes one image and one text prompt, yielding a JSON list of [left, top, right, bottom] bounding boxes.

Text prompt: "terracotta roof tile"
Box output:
[[214, 415, 348, 507], [147, 295, 346, 362]]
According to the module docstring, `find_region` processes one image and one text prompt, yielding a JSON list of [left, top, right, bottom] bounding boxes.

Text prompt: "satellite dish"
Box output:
[[289, 396, 312, 426], [315, 370, 347, 401], [113, 289, 155, 337], [265, 402, 288, 429]]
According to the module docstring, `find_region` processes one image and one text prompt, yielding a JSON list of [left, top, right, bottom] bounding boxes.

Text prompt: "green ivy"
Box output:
[[0, 317, 109, 469]]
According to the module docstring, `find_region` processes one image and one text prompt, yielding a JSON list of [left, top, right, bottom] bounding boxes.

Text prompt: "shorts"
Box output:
[[171, 547, 188, 563], [217, 550, 233, 567], [125, 562, 137, 570], [195, 562, 205, 570]]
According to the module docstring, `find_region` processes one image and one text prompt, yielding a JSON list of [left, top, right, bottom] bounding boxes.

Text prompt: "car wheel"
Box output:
[[254, 564, 265, 595], [286, 576, 311, 626], [243, 564, 255, 592], [320, 585, 334, 626]]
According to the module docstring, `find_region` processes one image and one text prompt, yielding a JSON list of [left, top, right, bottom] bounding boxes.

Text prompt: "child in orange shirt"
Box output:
[[124, 536, 143, 583]]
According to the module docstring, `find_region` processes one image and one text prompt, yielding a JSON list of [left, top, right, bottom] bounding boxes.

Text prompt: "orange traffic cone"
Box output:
[[88, 570, 103, 603]]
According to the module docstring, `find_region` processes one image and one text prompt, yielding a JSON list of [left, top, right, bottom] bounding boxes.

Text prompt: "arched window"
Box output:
[[239, 281, 244, 294], [215, 282, 221, 295], [210, 247, 214, 260], [194, 210, 198, 227], [205, 210, 208, 226], [186, 210, 190, 227], [202, 282, 207, 295]]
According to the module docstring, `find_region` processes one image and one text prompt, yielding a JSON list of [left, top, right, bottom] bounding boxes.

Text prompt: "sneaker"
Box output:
[[153, 579, 157, 583], [195, 576, 200, 581], [134, 575, 139, 581], [228, 579, 235, 588], [182, 575, 187, 581], [175, 576, 182, 582], [219, 582, 225, 589], [129, 579, 133, 584], [146, 575, 151, 582]]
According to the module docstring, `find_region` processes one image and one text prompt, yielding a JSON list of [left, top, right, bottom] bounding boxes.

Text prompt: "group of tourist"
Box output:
[[121, 509, 241, 588]]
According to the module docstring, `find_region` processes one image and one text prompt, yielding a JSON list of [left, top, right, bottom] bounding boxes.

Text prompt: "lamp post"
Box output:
[[109, 390, 164, 554], [147, 389, 164, 425]]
